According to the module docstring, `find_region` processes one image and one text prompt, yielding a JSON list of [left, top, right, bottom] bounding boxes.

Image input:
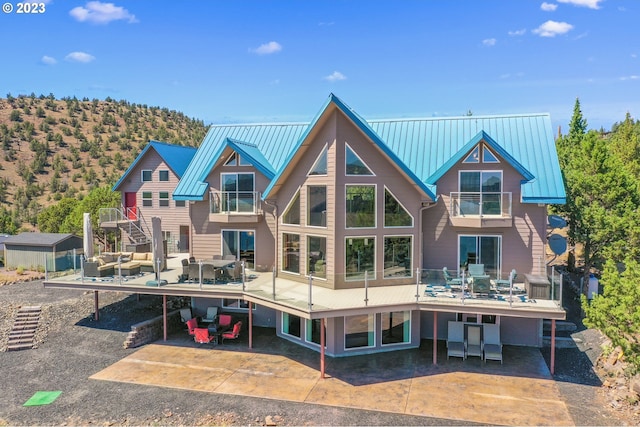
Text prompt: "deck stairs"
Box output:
[[7, 306, 41, 351], [98, 207, 152, 248]]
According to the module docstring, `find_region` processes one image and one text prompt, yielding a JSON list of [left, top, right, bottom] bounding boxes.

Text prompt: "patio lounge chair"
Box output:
[[443, 267, 462, 289], [186, 318, 198, 336], [200, 306, 218, 324], [465, 325, 483, 360], [483, 324, 503, 364], [221, 321, 242, 344], [201, 263, 216, 284], [467, 263, 485, 277], [194, 327, 216, 344], [495, 269, 517, 293], [218, 314, 232, 329], [471, 276, 491, 297], [447, 321, 465, 360], [179, 307, 192, 323]]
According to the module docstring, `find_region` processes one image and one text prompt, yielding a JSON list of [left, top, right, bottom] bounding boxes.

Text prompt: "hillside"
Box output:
[[0, 94, 207, 231]]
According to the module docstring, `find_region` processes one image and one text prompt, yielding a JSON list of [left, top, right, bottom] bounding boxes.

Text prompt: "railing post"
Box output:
[[241, 260, 246, 291], [272, 266, 276, 299], [118, 256, 122, 285], [198, 260, 203, 289], [461, 270, 466, 304], [415, 267, 420, 301], [364, 271, 368, 305], [308, 273, 313, 311], [509, 270, 514, 308], [156, 258, 161, 286]]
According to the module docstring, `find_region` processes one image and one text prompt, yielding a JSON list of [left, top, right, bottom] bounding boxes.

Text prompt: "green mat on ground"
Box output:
[[23, 391, 62, 406]]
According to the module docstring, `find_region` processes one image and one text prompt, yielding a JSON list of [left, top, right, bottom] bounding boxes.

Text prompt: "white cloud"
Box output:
[[41, 55, 57, 65], [65, 51, 96, 63], [249, 41, 282, 55], [69, 1, 137, 24], [482, 38, 496, 47], [541, 2, 558, 11], [532, 20, 574, 37], [620, 75, 639, 81], [557, 0, 603, 9], [324, 71, 346, 82], [508, 29, 526, 36]]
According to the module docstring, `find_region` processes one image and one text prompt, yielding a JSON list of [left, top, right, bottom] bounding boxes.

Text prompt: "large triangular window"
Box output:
[[224, 153, 237, 166], [384, 187, 413, 227], [463, 146, 480, 163], [282, 190, 301, 225], [308, 146, 327, 176], [345, 144, 374, 175]]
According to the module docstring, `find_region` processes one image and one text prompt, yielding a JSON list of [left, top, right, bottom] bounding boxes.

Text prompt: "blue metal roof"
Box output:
[[173, 95, 566, 204], [113, 141, 197, 191]]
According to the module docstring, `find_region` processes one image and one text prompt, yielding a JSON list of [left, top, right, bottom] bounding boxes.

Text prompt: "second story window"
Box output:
[[159, 170, 169, 181], [142, 191, 152, 207], [221, 173, 255, 213], [141, 170, 152, 182], [307, 186, 326, 227], [159, 192, 169, 207], [459, 171, 502, 216], [346, 185, 375, 228]]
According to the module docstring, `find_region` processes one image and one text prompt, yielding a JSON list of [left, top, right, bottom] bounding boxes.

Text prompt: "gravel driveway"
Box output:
[[0, 279, 630, 426]]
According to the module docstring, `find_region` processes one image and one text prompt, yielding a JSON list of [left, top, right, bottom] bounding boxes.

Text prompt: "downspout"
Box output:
[[263, 199, 278, 275]]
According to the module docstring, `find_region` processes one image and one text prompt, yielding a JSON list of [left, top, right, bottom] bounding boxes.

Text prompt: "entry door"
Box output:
[[459, 235, 501, 277], [179, 225, 189, 253], [222, 230, 255, 268], [124, 192, 137, 219]]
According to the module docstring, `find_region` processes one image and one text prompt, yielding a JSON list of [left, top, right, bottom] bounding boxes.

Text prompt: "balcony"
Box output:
[[210, 190, 263, 223], [449, 192, 512, 228]]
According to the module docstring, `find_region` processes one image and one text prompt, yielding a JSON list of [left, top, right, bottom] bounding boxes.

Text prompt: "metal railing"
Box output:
[[98, 206, 151, 245], [449, 192, 512, 218], [210, 190, 261, 215]]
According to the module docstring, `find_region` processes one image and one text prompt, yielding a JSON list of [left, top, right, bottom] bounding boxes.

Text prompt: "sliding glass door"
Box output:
[[458, 235, 501, 277]]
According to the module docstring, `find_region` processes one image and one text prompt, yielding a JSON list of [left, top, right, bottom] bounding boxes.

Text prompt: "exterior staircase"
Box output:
[[7, 306, 41, 351], [99, 207, 152, 249]]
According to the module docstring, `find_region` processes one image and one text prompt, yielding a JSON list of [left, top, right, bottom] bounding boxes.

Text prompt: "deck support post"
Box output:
[[433, 311, 438, 365], [248, 301, 253, 349], [550, 319, 556, 375], [163, 295, 167, 341], [320, 318, 326, 379], [94, 290, 99, 321]]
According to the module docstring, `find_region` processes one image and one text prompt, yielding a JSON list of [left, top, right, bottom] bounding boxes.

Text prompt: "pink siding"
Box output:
[[116, 149, 190, 252]]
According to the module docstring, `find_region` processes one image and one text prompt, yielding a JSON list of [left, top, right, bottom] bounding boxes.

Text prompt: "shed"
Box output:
[[3, 233, 83, 272]]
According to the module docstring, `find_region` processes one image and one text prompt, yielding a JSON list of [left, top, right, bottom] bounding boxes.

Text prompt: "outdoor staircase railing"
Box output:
[[98, 207, 152, 246]]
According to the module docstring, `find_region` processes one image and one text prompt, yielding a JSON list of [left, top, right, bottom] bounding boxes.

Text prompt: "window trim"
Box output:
[[282, 232, 301, 275], [383, 186, 414, 228], [141, 170, 152, 182], [383, 234, 413, 279], [345, 236, 376, 281], [306, 185, 327, 228], [381, 310, 412, 346], [159, 191, 170, 207], [345, 143, 375, 176], [142, 191, 152, 207], [344, 313, 375, 350], [159, 170, 169, 181], [306, 234, 327, 280], [307, 144, 328, 176], [281, 187, 301, 226], [345, 184, 377, 229]]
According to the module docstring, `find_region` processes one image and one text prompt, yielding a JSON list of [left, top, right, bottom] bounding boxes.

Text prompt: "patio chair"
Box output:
[[226, 261, 242, 282], [446, 321, 465, 360], [188, 263, 200, 283], [483, 324, 503, 364], [218, 314, 232, 329], [186, 318, 198, 336], [465, 325, 483, 360], [471, 276, 491, 297], [194, 327, 216, 344], [495, 269, 517, 293], [179, 307, 192, 323], [179, 259, 189, 282], [221, 321, 242, 344], [223, 254, 237, 261], [443, 267, 462, 289], [201, 263, 216, 284], [200, 306, 218, 324], [467, 263, 485, 277]]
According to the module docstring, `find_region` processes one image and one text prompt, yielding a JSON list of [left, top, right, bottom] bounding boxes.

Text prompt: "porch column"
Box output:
[[550, 319, 556, 375], [248, 301, 253, 349], [163, 295, 167, 341], [320, 318, 326, 379], [433, 311, 438, 365], [94, 291, 99, 321]]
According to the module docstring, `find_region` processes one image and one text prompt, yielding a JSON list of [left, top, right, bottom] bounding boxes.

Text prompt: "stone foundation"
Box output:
[[123, 309, 182, 349]]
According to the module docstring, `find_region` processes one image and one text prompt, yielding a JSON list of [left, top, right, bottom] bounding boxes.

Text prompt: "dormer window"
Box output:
[[463, 144, 500, 164]]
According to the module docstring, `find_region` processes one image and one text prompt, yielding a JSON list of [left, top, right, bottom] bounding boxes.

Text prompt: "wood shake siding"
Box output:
[[117, 149, 189, 251]]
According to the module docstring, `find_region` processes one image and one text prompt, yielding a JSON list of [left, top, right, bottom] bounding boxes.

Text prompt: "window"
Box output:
[[346, 185, 375, 228], [224, 153, 237, 166], [381, 311, 411, 345], [142, 192, 152, 207], [238, 155, 252, 166], [345, 237, 375, 280], [222, 299, 254, 310], [221, 173, 255, 213], [223, 230, 255, 269], [308, 146, 327, 175], [175, 200, 185, 207], [384, 188, 413, 227], [307, 236, 326, 279], [345, 144, 373, 175], [141, 170, 152, 182], [483, 145, 499, 163], [282, 233, 300, 273], [307, 186, 326, 227], [282, 313, 301, 338], [463, 146, 480, 163], [159, 170, 169, 181], [459, 235, 501, 277], [344, 314, 374, 349], [384, 236, 412, 278], [282, 190, 300, 225], [459, 171, 502, 216], [159, 192, 169, 207], [306, 319, 326, 346]]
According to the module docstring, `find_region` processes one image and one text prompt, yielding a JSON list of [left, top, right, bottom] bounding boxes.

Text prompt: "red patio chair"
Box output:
[[221, 321, 242, 344], [218, 314, 232, 329], [186, 318, 198, 336], [194, 327, 215, 344]]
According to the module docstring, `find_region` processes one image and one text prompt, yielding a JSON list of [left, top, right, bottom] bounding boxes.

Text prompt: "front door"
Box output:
[[124, 192, 137, 220], [222, 230, 255, 268], [179, 225, 189, 253]]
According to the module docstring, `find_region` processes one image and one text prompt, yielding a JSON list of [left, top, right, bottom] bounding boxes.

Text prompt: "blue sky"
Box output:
[[2, 0, 638, 131]]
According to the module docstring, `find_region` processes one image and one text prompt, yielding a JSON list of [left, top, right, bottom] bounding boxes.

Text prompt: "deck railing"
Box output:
[[449, 192, 512, 218]]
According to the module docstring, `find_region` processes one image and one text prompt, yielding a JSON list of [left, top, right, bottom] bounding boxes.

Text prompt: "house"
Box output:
[[3, 233, 83, 272], [47, 94, 567, 365], [107, 140, 197, 253], [172, 94, 566, 355]]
